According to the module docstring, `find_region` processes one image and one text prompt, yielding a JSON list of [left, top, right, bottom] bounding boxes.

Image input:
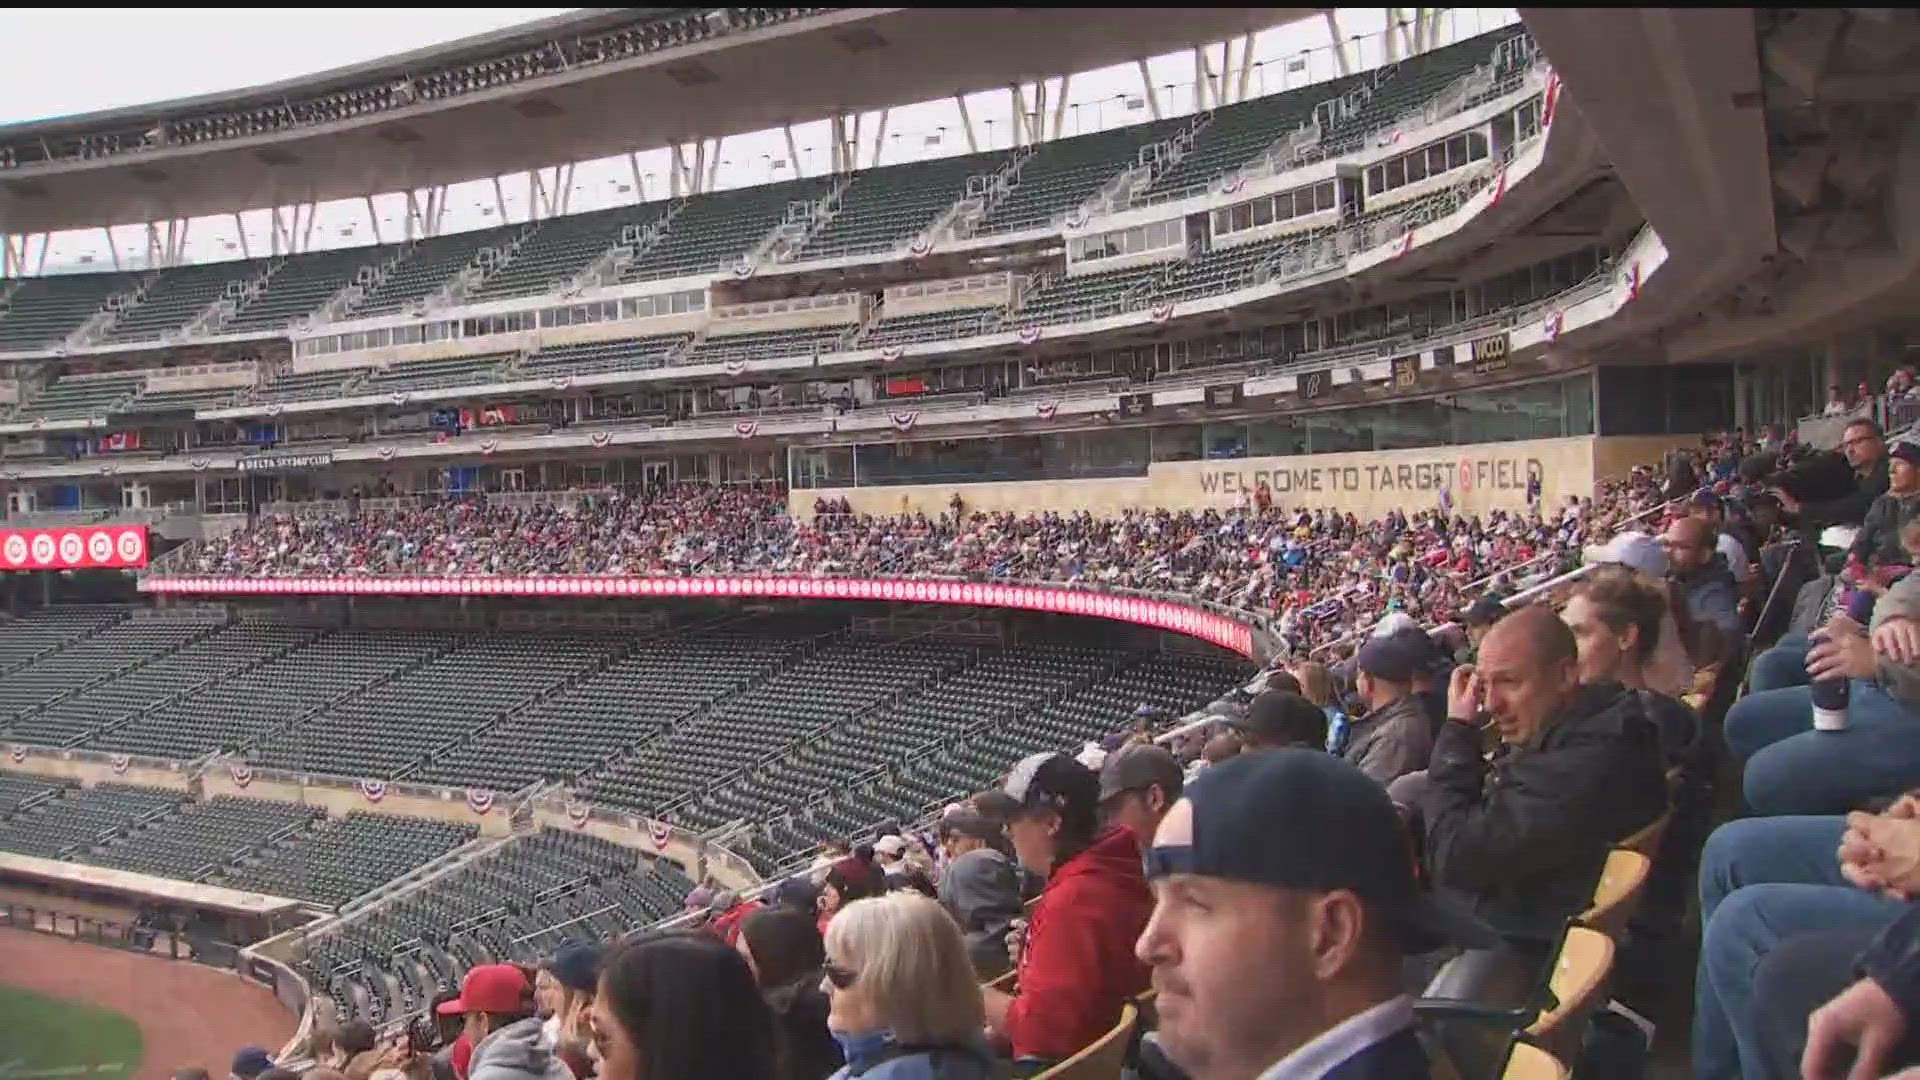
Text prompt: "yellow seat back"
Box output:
[[1502, 1040, 1570, 1080], [1526, 926, 1615, 1062], [1580, 848, 1653, 937], [1034, 1002, 1138, 1080]]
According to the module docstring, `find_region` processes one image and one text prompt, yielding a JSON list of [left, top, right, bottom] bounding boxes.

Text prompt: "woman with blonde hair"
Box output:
[[821, 894, 995, 1080]]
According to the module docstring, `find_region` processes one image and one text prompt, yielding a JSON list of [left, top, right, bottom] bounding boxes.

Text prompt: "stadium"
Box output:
[[0, 6, 1915, 1079]]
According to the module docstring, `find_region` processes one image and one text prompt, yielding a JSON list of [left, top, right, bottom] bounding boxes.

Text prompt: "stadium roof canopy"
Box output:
[[0, 7, 1314, 234]]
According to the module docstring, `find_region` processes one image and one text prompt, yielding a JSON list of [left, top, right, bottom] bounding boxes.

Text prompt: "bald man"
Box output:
[[1662, 516, 1742, 644], [1418, 606, 1669, 936]]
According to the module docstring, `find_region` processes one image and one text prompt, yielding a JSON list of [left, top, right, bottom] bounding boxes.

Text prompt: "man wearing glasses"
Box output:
[[1775, 418, 1888, 533]]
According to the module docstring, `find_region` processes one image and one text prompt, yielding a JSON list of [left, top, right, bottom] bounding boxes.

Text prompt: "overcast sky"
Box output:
[[0, 8, 1519, 269]]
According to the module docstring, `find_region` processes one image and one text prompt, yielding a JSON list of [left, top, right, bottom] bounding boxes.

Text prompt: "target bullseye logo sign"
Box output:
[[0, 525, 150, 571]]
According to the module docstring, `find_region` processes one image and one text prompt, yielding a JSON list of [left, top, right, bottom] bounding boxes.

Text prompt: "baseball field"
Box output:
[[0, 983, 144, 1077]]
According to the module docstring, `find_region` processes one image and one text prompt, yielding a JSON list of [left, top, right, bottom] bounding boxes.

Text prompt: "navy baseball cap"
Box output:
[[1144, 749, 1497, 954]]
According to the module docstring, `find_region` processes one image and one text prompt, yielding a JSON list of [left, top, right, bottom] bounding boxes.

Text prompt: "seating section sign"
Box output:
[[0, 525, 149, 570]]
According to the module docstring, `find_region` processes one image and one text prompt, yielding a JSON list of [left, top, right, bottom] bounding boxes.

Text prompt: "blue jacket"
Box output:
[[827, 1036, 997, 1080]]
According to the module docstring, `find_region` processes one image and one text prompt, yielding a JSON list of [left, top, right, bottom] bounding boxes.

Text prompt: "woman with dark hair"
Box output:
[[591, 930, 778, 1080], [738, 907, 844, 1080], [816, 852, 883, 935], [1564, 564, 1702, 765]]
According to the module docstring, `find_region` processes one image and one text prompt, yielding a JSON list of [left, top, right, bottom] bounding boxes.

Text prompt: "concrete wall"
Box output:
[[199, 771, 514, 837], [3, 753, 193, 792], [796, 435, 1628, 522], [531, 805, 754, 891]]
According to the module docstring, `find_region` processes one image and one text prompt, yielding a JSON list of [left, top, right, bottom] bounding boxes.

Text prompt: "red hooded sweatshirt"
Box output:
[[1004, 825, 1153, 1062]]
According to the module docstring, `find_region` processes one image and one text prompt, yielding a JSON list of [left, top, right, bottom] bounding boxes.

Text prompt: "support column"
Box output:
[[705, 136, 724, 192], [692, 139, 709, 195], [1050, 75, 1071, 140], [559, 163, 575, 215], [1009, 83, 1027, 147], [870, 107, 889, 169], [669, 144, 686, 198], [1236, 33, 1256, 103], [33, 233, 47, 276], [1385, 9, 1401, 61], [403, 191, 420, 242], [2, 234, 22, 278], [527, 169, 544, 223], [782, 126, 804, 178], [297, 204, 313, 254], [365, 195, 383, 246], [232, 212, 251, 260], [828, 116, 845, 173], [954, 94, 980, 153], [629, 151, 649, 198], [144, 222, 163, 268], [1136, 59, 1163, 120], [1323, 11, 1352, 76], [1193, 46, 1208, 111]]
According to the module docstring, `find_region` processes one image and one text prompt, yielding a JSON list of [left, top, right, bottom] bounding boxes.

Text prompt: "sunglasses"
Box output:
[[822, 963, 859, 990]]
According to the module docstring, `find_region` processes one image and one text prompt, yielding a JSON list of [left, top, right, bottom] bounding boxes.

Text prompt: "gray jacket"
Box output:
[[1871, 573, 1920, 710], [469, 1018, 573, 1080], [937, 847, 1023, 980], [1342, 693, 1435, 787]]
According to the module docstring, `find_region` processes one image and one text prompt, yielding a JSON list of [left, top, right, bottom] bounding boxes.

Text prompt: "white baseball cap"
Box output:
[[1583, 531, 1669, 578]]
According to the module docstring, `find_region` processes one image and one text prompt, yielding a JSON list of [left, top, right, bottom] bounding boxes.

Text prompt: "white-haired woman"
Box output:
[[821, 894, 995, 1080]]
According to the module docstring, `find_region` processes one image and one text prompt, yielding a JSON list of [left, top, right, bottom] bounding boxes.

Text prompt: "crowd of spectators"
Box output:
[[148, 418, 1920, 1079], [174, 460, 1675, 654]]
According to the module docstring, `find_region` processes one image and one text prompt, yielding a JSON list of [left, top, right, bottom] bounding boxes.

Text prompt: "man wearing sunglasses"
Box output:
[[1136, 750, 1497, 1080]]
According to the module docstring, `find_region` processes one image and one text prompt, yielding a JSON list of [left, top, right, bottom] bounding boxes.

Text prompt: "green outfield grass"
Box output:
[[0, 984, 143, 1077]]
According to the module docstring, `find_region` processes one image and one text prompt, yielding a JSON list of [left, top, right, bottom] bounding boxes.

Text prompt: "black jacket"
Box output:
[[1852, 489, 1920, 571], [1324, 1027, 1432, 1080], [1804, 453, 1891, 531], [764, 979, 844, 1080], [1423, 683, 1668, 936], [1861, 903, 1920, 1024]]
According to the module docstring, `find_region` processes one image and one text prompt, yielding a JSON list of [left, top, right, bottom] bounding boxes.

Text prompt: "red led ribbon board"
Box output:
[[0, 525, 149, 570], [142, 574, 1256, 657]]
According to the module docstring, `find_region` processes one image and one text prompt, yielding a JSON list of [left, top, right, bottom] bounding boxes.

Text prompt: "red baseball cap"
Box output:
[[437, 964, 530, 1016]]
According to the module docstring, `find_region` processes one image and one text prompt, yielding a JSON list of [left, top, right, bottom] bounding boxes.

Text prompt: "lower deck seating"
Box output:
[[0, 782, 184, 859], [298, 829, 695, 1023], [220, 810, 478, 907], [87, 795, 324, 880]]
